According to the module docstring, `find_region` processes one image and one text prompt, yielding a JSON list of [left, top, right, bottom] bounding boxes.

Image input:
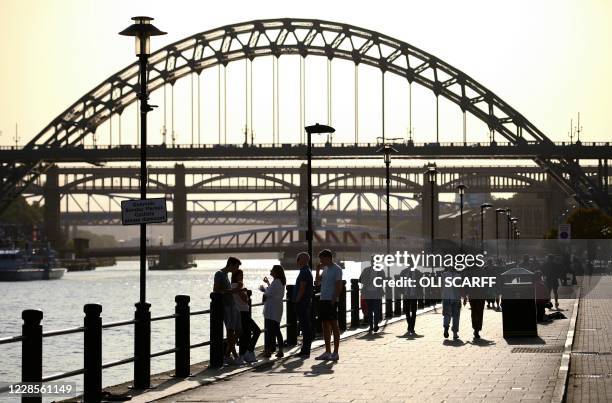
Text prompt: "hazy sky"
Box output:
[[1, 0, 611, 146]]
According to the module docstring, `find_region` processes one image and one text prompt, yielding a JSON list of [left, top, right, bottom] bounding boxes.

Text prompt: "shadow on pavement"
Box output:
[[442, 339, 466, 347], [304, 361, 335, 377], [467, 338, 496, 347]]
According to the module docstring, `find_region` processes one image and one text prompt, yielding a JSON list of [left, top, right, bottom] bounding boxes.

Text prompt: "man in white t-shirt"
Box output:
[[314, 249, 343, 361]]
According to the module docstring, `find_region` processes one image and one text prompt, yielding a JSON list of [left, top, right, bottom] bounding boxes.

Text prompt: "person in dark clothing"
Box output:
[[463, 266, 488, 339], [543, 255, 560, 309], [293, 252, 314, 357], [231, 269, 261, 363], [400, 267, 422, 335], [359, 264, 384, 333]]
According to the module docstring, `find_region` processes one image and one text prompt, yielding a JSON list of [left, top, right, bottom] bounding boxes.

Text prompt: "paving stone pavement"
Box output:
[[567, 275, 612, 403], [153, 295, 576, 403]]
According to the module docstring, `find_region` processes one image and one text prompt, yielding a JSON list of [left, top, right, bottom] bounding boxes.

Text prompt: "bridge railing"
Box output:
[[1, 279, 408, 403]]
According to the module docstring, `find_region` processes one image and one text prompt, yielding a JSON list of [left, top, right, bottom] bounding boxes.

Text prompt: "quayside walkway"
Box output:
[[129, 287, 582, 402]]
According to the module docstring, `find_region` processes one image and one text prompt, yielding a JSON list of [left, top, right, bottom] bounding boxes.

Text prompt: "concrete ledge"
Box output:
[[552, 288, 581, 403]]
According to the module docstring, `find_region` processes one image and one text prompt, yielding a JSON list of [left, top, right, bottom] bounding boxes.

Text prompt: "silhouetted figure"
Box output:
[[441, 267, 463, 340], [543, 255, 560, 309], [359, 264, 384, 333], [231, 269, 260, 363], [293, 252, 314, 357], [213, 257, 243, 366], [260, 264, 286, 358], [463, 265, 487, 339], [400, 267, 422, 335], [314, 249, 343, 361]]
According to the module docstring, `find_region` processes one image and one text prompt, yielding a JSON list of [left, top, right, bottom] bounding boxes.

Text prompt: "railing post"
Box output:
[[285, 285, 297, 346], [338, 280, 347, 331], [22, 309, 43, 403], [133, 301, 151, 389], [174, 295, 190, 377], [209, 292, 224, 368], [350, 279, 360, 328], [83, 304, 102, 403], [394, 275, 402, 317]]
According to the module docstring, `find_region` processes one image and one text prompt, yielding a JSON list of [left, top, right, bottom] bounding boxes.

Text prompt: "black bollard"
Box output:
[[83, 304, 102, 403], [338, 280, 347, 331], [174, 295, 190, 377], [350, 279, 360, 328], [286, 285, 297, 346], [133, 301, 151, 389], [22, 309, 43, 403], [209, 292, 224, 368]]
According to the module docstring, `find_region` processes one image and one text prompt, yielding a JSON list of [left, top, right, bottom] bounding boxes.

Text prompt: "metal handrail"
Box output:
[[43, 326, 85, 338], [42, 368, 85, 383], [0, 335, 23, 345]]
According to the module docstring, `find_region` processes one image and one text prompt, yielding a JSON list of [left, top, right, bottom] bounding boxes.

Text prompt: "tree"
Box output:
[[566, 208, 612, 239]]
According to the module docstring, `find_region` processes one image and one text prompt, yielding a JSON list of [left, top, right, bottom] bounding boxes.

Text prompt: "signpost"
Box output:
[[121, 198, 168, 225], [558, 223, 571, 240]]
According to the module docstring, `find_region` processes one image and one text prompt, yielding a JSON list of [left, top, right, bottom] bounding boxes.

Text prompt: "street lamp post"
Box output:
[[425, 165, 438, 270], [305, 124, 335, 262], [510, 217, 519, 262], [495, 208, 505, 260], [377, 144, 399, 254], [119, 16, 166, 390], [480, 203, 492, 253], [504, 208, 511, 260], [456, 184, 467, 250]]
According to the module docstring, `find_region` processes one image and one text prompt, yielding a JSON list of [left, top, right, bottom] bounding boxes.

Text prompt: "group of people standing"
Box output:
[[212, 249, 344, 366]]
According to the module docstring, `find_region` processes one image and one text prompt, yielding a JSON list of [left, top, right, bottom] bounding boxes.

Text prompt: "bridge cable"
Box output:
[[171, 83, 175, 146], [224, 66, 227, 145], [408, 82, 412, 142], [197, 73, 201, 146], [191, 73, 195, 145], [163, 83, 167, 145], [381, 71, 385, 143], [327, 59, 332, 128], [276, 58, 280, 145], [272, 57, 277, 145], [354, 64, 359, 143], [299, 57, 304, 143], [217, 65, 221, 145], [462, 111, 467, 144], [435, 95, 439, 143], [245, 59, 248, 144], [250, 59, 253, 144]]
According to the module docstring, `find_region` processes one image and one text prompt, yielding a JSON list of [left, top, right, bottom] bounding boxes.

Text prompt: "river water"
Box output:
[[0, 259, 362, 398]]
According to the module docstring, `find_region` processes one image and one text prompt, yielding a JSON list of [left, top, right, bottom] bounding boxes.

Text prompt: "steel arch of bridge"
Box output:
[[2, 18, 605, 211]]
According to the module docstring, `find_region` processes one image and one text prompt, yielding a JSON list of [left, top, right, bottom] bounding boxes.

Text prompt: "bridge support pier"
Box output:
[[421, 173, 439, 243], [171, 164, 190, 268], [43, 165, 62, 249]]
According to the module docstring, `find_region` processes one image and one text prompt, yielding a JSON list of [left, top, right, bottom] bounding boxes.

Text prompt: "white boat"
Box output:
[[0, 247, 66, 281]]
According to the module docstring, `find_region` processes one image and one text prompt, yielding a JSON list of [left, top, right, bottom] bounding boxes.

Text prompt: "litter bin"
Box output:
[[501, 267, 537, 337]]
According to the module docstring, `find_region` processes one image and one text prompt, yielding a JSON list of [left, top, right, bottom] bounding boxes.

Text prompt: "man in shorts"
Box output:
[[213, 256, 243, 365], [314, 249, 343, 361]]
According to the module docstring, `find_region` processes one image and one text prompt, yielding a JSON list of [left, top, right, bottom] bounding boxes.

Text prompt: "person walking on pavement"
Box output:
[[441, 266, 463, 340], [315, 249, 343, 361], [359, 263, 384, 333], [463, 265, 486, 339], [293, 252, 314, 357], [399, 266, 422, 335]]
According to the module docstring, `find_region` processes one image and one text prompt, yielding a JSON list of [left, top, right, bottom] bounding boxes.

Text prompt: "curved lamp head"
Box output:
[[376, 144, 399, 163], [481, 203, 493, 210], [305, 123, 335, 135], [119, 16, 166, 56], [456, 183, 467, 195]]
